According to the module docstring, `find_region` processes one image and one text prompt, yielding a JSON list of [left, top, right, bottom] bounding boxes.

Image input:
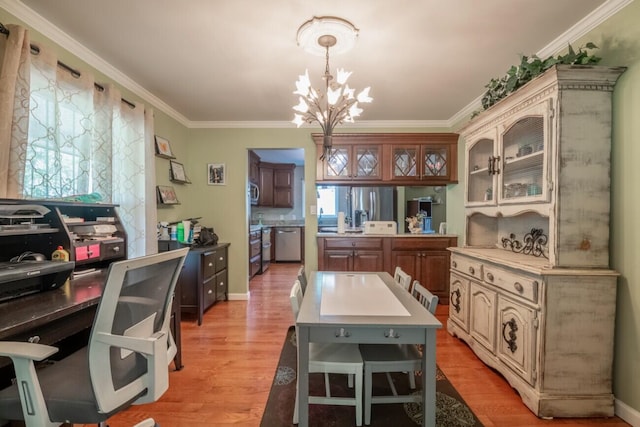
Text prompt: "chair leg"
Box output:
[[408, 371, 416, 389], [348, 373, 354, 388], [324, 372, 331, 397], [293, 378, 299, 424]]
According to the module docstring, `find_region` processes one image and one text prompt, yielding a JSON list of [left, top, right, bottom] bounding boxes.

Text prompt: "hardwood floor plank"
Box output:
[[89, 263, 629, 426]]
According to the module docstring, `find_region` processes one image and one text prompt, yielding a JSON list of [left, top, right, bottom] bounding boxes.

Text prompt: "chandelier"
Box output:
[[291, 16, 373, 160]]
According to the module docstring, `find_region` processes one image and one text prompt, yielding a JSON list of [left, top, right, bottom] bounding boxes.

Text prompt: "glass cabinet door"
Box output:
[[353, 145, 381, 180], [324, 146, 350, 179], [466, 132, 497, 206], [498, 102, 550, 205], [392, 145, 419, 180], [422, 146, 449, 179]]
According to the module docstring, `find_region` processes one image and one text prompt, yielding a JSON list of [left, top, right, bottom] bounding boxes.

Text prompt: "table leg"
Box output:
[[298, 325, 310, 427], [422, 329, 436, 427]]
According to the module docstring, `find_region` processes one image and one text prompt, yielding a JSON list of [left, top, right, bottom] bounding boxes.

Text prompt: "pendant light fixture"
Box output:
[[292, 16, 373, 160]]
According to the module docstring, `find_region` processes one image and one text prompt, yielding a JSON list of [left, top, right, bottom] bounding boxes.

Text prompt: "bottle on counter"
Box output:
[[177, 222, 185, 242], [51, 246, 70, 261]]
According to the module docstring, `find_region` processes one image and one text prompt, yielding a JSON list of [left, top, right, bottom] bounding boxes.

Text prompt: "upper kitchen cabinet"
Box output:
[[258, 161, 295, 208], [248, 150, 260, 185], [314, 133, 458, 185]]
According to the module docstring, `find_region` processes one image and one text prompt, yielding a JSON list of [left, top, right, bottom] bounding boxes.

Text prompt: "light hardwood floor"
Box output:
[[98, 263, 629, 427]]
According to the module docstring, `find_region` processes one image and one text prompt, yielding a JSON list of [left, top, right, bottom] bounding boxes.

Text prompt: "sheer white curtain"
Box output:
[[1, 24, 155, 256]]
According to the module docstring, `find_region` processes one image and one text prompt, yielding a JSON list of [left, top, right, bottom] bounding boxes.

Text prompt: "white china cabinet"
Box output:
[[448, 65, 625, 418]]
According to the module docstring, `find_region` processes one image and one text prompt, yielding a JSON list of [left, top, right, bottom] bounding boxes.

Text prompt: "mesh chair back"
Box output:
[[411, 280, 438, 314], [88, 248, 189, 413]]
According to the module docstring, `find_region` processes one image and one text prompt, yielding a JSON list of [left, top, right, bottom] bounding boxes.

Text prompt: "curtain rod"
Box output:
[[0, 22, 136, 109]]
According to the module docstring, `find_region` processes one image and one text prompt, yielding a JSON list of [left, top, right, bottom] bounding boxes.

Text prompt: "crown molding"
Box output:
[[2, 0, 190, 126], [3, 0, 633, 131]]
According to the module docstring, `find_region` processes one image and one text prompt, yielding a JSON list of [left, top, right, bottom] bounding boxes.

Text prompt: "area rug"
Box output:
[[260, 326, 483, 426]]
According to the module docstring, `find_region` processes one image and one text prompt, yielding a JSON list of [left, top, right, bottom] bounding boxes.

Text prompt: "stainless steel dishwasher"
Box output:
[[275, 227, 301, 261]]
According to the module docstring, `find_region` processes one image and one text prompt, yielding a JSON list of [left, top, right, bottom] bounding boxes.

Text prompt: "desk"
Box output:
[[297, 271, 441, 427], [0, 270, 183, 388]]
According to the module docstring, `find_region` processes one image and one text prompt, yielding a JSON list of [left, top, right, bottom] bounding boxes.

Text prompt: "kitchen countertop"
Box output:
[[316, 232, 457, 238]]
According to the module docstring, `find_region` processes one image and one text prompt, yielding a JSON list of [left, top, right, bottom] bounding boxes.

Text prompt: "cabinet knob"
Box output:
[[486, 272, 494, 282], [28, 335, 40, 344], [452, 260, 457, 268], [112, 246, 120, 252], [352, 242, 356, 247], [468, 266, 475, 275], [514, 282, 524, 293], [219, 257, 224, 261], [208, 262, 213, 267], [384, 328, 400, 339], [208, 289, 213, 294]]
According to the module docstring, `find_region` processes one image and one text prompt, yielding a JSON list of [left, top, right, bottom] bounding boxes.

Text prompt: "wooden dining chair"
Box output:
[[358, 280, 439, 425], [289, 280, 363, 426], [393, 266, 413, 293]]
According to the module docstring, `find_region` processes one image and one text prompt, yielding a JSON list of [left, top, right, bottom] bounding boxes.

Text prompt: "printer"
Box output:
[[0, 260, 75, 303]]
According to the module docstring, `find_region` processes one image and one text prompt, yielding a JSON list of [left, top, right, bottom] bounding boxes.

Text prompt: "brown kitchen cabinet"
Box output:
[[314, 141, 382, 182], [389, 237, 456, 304], [258, 162, 294, 208], [178, 243, 229, 325], [313, 133, 458, 185], [318, 237, 385, 272], [249, 150, 260, 185], [317, 235, 456, 303], [249, 229, 261, 279]]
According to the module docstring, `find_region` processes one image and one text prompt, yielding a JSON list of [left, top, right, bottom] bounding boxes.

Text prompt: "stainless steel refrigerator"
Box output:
[[351, 186, 396, 227]]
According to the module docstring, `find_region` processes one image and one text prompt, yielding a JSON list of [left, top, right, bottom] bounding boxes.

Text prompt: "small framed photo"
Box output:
[[154, 135, 175, 159], [157, 185, 179, 204], [208, 163, 226, 185], [170, 160, 190, 183]]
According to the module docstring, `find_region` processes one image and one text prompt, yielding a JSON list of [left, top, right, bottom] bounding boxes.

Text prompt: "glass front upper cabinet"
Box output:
[[322, 144, 381, 181], [391, 143, 455, 183], [465, 101, 551, 207]]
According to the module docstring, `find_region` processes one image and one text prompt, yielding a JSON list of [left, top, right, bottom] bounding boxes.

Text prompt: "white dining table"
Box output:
[[296, 271, 442, 427]]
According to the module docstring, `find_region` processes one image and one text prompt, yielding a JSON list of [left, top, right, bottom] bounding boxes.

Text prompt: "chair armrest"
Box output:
[[0, 342, 58, 360], [94, 331, 167, 356]]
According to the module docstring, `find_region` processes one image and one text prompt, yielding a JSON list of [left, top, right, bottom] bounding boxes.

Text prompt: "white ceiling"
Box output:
[[5, 0, 627, 128]]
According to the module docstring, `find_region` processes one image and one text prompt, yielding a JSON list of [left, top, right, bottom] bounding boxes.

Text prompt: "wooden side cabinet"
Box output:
[[174, 243, 229, 326]]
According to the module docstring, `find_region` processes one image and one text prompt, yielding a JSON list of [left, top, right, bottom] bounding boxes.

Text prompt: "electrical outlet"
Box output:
[[310, 205, 317, 215]]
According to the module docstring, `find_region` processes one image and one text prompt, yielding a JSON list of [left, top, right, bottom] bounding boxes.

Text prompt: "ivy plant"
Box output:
[[475, 42, 601, 115]]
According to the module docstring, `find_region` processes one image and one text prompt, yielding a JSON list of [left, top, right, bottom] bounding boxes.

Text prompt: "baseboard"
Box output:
[[615, 398, 640, 426], [228, 292, 249, 300]]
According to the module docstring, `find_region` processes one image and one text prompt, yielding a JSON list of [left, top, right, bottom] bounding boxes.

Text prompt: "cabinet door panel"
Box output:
[[470, 283, 497, 352], [324, 250, 352, 271], [273, 188, 292, 207], [497, 296, 537, 386], [258, 167, 274, 206], [390, 251, 420, 282], [419, 251, 450, 299], [449, 273, 469, 332], [353, 250, 384, 272]]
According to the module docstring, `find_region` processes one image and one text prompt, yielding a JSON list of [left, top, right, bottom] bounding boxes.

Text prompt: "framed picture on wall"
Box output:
[[170, 160, 190, 183], [156, 185, 179, 204], [207, 163, 226, 185], [154, 135, 175, 159]]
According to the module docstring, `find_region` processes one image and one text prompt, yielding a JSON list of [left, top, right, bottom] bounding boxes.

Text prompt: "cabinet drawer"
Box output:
[[451, 254, 483, 281], [101, 239, 125, 260], [483, 265, 539, 304], [309, 326, 426, 344], [75, 243, 100, 261], [250, 240, 261, 258], [215, 270, 227, 301], [202, 251, 216, 279], [324, 238, 383, 250], [214, 248, 227, 272], [203, 276, 216, 308], [391, 237, 453, 251]]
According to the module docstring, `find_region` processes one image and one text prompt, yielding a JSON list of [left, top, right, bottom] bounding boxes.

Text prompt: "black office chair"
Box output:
[[0, 247, 189, 427]]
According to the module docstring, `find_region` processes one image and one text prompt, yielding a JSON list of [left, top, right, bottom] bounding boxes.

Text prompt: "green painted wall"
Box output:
[[3, 1, 640, 417], [577, 0, 640, 412]]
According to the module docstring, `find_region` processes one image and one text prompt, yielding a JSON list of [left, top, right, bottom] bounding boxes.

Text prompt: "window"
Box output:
[[317, 186, 337, 217]]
